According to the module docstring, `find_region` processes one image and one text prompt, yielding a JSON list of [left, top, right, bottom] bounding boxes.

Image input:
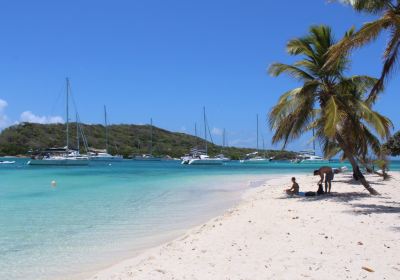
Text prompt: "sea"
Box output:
[[1, 158, 399, 280]]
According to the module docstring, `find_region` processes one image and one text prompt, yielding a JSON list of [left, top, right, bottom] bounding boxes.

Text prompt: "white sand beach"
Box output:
[[89, 172, 400, 280]]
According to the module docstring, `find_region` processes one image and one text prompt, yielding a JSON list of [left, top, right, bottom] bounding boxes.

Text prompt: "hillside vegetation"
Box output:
[[0, 122, 296, 159]]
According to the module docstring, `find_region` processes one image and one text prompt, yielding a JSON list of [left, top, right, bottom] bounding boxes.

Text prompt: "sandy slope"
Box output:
[[89, 172, 400, 280]]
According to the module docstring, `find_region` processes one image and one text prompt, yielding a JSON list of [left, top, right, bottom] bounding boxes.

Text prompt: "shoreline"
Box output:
[[64, 174, 278, 280], [88, 172, 400, 280]]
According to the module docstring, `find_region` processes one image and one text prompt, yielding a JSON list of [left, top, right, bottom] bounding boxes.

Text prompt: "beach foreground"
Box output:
[[89, 172, 400, 280]]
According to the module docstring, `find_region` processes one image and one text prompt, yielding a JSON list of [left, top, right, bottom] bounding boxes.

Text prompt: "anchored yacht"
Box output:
[[27, 78, 89, 166]]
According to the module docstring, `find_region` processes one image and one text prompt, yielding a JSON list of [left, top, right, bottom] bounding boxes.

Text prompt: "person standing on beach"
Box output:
[[314, 166, 334, 193]]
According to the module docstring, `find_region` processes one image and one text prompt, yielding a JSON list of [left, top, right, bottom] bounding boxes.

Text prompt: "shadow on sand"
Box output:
[[292, 192, 400, 215]]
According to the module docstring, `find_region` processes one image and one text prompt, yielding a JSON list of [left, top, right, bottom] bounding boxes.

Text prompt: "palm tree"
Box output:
[[268, 25, 392, 195], [328, 0, 400, 102]]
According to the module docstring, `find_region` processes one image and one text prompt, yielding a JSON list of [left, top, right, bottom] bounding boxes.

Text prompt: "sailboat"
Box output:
[[133, 118, 162, 161], [240, 114, 269, 164], [89, 106, 123, 161], [27, 78, 89, 166], [292, 120, 329, 164], [181, 107, 224, 165], [216, 128, 230, 161]]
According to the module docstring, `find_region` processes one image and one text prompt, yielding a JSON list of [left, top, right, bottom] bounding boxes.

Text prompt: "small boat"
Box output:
[[132, 118, 162, 161], [133, 154, 162, 161], [291, 121, 329, 164], [28, 148, 89, 166], [181, 107, 223, 165], [216, 129, 230, 162], [240, 115, 269, 164], [186, 154, 224, 165], [181, 148, 224, 165], [240, 152, 270, 164], [291, 150, 329, 164], [0, 160, 15, 164], [27, 78, 89, 166], [89, 150, 123, 161], [89, 106, 123, 161], [216, 153, 230, 162]]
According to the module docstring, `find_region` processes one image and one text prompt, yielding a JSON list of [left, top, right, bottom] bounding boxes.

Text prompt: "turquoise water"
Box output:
[[1, 159, 399, 280]]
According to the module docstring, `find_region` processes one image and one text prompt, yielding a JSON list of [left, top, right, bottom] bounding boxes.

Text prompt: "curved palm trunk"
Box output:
[[336, 135, 380, 195], [358, 157, 389, 180], [345, 154, 379, 195]]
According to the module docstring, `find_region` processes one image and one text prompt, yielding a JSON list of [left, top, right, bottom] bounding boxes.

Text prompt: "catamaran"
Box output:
[[181, 107, 224, 165], [133, 118, 162, 161], [89, 106, 123, 161], [291, 150, 329, 164], [240, 114, 269, 164], [291, 123, 329, 164], [27, 78, 89, 166]]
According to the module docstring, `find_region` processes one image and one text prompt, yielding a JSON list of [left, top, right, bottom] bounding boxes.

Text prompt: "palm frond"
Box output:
[[326, 17, 391, 70], [339, 0, 395, 14], [268, 63, 314, 81], [324, 96, 347, 138], [357, 100, 393, 138], [369, 26, 400, 102]]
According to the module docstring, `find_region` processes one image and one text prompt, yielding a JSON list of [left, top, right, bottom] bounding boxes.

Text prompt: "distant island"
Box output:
[[0, 122, 296, 160]]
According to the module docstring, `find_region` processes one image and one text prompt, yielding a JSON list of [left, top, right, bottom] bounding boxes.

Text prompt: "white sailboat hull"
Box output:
[[133, 157, 162, 161], [89, 154, 123, 161], [27, 158, 89, 166], [240, 158, 269, 164], [90, 157, 123, 161], [187, 158, 224, 165], [297, 159, 330, 164], [0, 161, 15, 164]]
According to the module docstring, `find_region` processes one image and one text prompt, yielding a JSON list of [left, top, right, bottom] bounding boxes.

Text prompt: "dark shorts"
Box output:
[[325, 172, 334, 181]]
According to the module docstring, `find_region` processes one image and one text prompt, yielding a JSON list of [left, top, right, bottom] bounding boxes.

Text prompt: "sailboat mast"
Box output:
[[104, 105, 108, 153], [256, 114, 259, 152], [66, 78, 69, 151], [262, 136, 266, 158], [311, 114, 316, 154], [203, 107, 207, 154], [195, 122, 198, 147], [76, 113, 79, 152], [150, 118, 153, 155], [312, 127, 316, 153], [223, 128, 226, 147]]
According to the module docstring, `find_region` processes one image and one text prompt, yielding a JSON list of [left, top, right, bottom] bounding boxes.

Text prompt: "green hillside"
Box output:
[[0, 122, 296, 159]]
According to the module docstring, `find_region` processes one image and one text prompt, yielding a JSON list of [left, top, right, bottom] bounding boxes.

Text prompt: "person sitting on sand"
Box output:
[[314, 166, 334, 193], [285, 177, 299, 195]]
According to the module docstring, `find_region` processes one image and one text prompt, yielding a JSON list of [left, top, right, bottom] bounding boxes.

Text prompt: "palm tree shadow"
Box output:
[[291, 192, 400, 216], [333, 178, 386, 186], [297, 192, 371, 203], [347, 201, 400, 215], [391, 227, 400, 232]]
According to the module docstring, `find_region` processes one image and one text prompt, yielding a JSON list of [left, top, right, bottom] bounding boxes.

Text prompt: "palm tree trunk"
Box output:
[[357, 157, 389, 180], [335, 135, 380, 195], [345, 154, 380, 195]]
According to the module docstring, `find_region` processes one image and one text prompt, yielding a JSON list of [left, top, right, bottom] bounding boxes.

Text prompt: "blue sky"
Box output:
[[0, 0, 399, 152]]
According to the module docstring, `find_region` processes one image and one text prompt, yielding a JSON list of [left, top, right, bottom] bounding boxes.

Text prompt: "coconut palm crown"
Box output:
[[328, 0, 400, 102], [268, 25, 392, 195]]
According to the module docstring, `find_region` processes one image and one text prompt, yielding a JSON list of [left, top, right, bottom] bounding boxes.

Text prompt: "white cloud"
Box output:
[[0, 99, 10, 129], [336, 0, 355, 5], [20, 111, 64, 124], [211, 127, 223, 136]]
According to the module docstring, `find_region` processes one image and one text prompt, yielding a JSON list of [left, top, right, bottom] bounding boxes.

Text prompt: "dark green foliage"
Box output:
[[384, 131, 400, 156], [0, 122, 296, 159]]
